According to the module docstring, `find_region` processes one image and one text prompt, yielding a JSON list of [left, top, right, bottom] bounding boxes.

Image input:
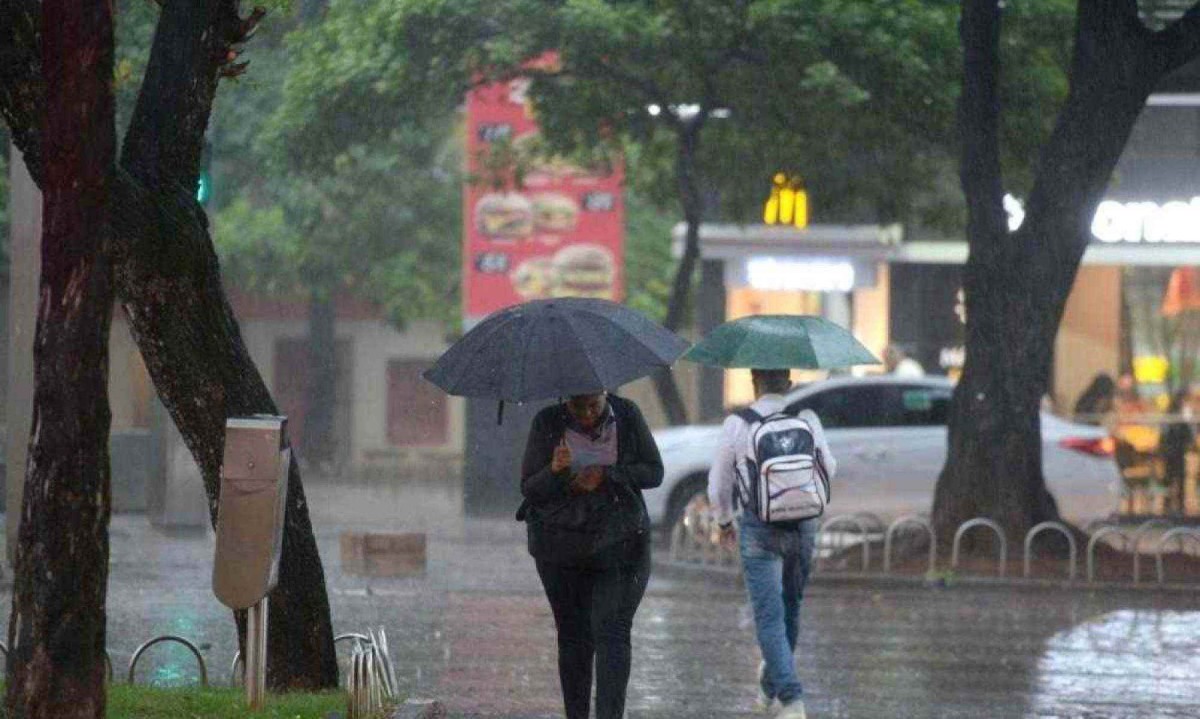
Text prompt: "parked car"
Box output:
[[646, 376, 1122, 534]]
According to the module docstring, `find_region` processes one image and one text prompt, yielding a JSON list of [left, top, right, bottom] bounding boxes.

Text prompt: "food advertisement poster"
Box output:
[[463, 72, 625, 325]]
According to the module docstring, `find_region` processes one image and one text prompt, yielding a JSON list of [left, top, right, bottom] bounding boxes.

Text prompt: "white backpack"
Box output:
[[734, 408, 830, 523]]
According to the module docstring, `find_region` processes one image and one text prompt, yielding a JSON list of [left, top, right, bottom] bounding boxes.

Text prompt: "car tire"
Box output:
[[662, 473, 709, 542]]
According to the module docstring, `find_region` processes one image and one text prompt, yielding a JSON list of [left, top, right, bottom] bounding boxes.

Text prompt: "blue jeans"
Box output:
[[739, 512, 818, 705]]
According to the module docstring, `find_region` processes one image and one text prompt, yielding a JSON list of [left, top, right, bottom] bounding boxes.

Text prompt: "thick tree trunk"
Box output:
[[302, 289, 338, 467], [111, 195, 338, 688], [112, 0, 337, 689], [934, 0, 1200, 546], [0, 0, 339, 689], [6, 0, 114, 714]]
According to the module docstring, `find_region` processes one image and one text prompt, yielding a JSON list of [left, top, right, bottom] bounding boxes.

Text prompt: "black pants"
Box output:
[[535, 538, 650, 719]]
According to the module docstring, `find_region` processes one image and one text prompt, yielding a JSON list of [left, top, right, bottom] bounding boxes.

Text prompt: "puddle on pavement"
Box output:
[[1033, 609, 1200, 712]]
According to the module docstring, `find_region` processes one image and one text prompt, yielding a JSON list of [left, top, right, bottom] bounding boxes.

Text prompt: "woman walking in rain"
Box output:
[[518, 391, 663, 719]]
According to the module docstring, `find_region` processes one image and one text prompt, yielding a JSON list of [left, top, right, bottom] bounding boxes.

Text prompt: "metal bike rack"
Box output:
[[951, 518, 1008, 577], [345, 628, 397, 718], [883, 515, 936, 574], [1023, 521, 1077, 582], [127, 635, 208, 687], [232, 631, 374, 686], [850, 512, 887, 533], [1154, 527, 1200, 584], [1087, 526, 1131, 583], [1130, 519, 1175, 584], [817, 515, 870, 573]]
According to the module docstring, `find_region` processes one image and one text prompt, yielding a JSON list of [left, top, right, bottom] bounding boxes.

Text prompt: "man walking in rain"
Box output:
[[708, 368, 837, 719]]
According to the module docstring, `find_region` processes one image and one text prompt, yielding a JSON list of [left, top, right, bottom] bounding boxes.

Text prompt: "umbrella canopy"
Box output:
[[684, 314, 880, 369], [424, 298, 690, 402]]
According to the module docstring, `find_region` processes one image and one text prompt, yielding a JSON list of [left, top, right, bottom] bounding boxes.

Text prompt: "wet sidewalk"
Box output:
[[2, 478, 1199, 718]]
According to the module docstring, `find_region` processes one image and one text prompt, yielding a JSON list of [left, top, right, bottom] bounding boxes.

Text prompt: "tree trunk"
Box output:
[[0, 0, 340, 689], [302, 289, 338, 468], [6, 0, 114, 714], [116, 0, 339, 688], [654, 118, 709, 426], [110, 179, 339, 688], [934, 0, 1200, 546]]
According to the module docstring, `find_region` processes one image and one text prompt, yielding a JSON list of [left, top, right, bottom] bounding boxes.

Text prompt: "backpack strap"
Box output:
[[734, 408, 762, 426]]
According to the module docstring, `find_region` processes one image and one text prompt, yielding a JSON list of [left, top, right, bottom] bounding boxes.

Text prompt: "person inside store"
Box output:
[[1073, 373, 1116, 425], [1159, 389, 1195, 515]]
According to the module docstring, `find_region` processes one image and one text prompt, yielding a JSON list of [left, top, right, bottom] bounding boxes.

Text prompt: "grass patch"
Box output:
[[106, 685, 349, 718]]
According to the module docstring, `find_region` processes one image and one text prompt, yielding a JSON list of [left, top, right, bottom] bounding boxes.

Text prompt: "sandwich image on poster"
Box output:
[[551, 244, 616, 299], [533, 192, 579, 232], [511, 257, 556, 300], [475, 192, 534, 239]]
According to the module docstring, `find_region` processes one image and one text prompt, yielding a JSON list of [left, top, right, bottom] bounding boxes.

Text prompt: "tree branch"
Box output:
[[1154, 2, 1200, 75], [120, 0, 262, 189], [0, 0, 44, 184], [958, 0, 1006, 247], [571, 58, 680, 129]]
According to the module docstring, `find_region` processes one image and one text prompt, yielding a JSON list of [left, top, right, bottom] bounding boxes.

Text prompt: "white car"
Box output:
[[646, 376, 1122, 532]]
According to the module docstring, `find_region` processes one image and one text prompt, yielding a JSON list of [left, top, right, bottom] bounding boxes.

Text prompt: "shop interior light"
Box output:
[[746, 257, 854, 292]]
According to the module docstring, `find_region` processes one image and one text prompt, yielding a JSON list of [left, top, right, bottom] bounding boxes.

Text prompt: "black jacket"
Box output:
[[519, 395, 663, 562]]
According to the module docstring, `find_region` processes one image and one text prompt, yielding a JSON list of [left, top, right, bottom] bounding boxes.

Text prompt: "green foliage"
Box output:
[[345, 0, 1073, 252], [105, 685, 350, 718], [204, 1, 463, 327], [624, 192, 677, 321]]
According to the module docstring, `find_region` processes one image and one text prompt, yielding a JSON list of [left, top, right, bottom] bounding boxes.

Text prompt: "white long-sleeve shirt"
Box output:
[[707, 393, 838, 526]]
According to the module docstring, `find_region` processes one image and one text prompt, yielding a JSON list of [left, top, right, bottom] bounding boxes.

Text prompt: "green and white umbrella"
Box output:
[[683, 315, 880, 369]]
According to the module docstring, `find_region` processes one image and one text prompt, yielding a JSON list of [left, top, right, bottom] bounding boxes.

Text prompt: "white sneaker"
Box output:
[[775, 699, 807, 719], [754, 661, 776, 712]]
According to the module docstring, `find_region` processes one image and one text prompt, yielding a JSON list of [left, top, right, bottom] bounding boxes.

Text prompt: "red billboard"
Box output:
[[463, 71, 624, 324]]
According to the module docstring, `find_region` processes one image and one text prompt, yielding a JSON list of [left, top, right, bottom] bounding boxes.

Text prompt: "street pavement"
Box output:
[[1, 477, 1199, 718]]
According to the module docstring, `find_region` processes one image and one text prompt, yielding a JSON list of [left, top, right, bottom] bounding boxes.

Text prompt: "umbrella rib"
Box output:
[[572, 303, 688, 363], [451, 311, 517, 396], [559, 308, 607, 393], [513, 307, 545, 402]]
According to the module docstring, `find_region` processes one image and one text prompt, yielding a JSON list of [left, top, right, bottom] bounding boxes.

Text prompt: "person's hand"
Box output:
[[551, 438, 572, 474], [718, 523, 737, 551], [570, 465, 605, 494]]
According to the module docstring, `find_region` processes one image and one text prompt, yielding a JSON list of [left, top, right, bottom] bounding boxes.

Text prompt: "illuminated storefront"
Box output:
[[676, 222, 899, 411]]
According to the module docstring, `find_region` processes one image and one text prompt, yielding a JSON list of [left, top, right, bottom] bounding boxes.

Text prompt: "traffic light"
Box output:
[[196, 139, 213, 206], [763, 173, 808, 229]]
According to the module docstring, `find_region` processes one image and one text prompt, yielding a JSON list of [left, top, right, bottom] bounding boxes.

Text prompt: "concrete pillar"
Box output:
[[146, 397, 209, 528], [697, 259, 726, 421], [824, 290, 852, 330], [462, 397, 548, 516], [6, 144, 40, 564]]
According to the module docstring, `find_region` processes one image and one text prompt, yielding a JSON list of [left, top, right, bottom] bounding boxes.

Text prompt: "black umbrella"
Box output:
[[424, 298, 689, 411]]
